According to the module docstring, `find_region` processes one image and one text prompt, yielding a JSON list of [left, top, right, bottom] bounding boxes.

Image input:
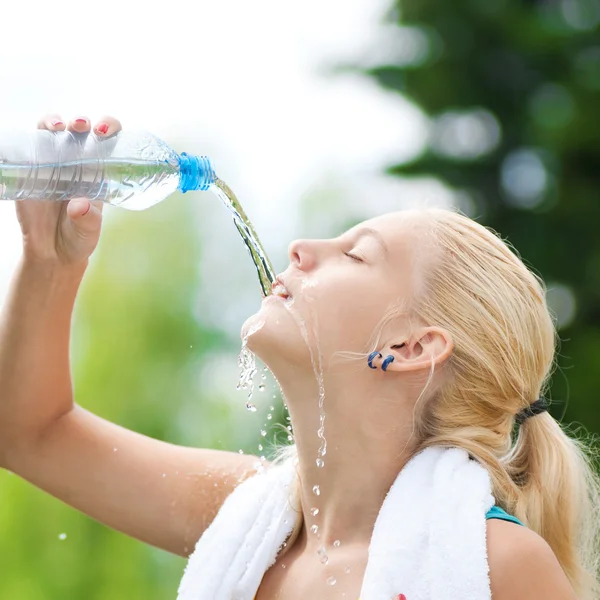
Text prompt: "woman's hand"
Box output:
[[14, 114, 122, 268]]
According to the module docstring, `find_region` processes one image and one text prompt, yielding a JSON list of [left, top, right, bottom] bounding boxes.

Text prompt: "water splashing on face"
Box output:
[[214, 178, 335, 572], [282, 301, 328, 469]]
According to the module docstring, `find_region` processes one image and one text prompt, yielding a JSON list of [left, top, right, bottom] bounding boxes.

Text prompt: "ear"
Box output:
[[378, 327, 453, 373]]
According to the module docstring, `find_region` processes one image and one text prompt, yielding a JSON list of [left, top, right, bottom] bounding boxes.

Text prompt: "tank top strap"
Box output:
[[485, 505, 524, 527]]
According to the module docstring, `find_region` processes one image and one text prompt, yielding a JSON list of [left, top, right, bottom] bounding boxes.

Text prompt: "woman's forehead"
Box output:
[[352, 212, 419, 249]]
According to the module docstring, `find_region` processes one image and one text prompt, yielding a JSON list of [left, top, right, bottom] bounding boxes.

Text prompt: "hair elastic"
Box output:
[[515, 397, 549, 425]]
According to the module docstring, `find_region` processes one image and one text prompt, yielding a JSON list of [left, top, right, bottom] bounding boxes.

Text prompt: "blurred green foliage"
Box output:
[[366, 0, 600, 433]]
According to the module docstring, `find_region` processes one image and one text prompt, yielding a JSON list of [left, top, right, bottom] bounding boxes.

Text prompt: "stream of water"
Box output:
[[214, 179, 333, 569]]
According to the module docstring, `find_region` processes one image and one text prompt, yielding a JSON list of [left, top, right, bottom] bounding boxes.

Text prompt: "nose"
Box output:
[[288, 239, 318, 271]]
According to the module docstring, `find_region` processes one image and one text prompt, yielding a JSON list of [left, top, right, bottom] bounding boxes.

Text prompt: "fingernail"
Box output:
[[75, 118, 88, 125], [51, 119, 64, 127], [96, 123, 109, 135]]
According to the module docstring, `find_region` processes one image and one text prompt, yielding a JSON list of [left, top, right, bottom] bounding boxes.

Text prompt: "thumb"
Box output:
[[67, 198, 103, 233]]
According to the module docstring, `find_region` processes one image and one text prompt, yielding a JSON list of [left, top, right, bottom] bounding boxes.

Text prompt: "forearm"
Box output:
[[0, 257, 87, 466]]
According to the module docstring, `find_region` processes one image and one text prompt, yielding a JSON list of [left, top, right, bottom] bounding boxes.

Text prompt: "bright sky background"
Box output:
[[0, 0, 454, 317]]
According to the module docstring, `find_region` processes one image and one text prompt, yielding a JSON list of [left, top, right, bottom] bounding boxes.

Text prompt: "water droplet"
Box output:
[[281, 563, 286, 569], [261, 372, 267, 379], [246, 402, 257, 412], [344, 566, 351, 574], [317, 546, 329, 565], [260, 430, 267, 437], [113, 447, 118, 452], [333, 540, 340, 547], [312, 485, 320, 496], [258, 384, 265, 392], [258, 444, 263, 451], [238, 449, 244, 454], [238, 340, 258, 401], [310, 507, 319, 516], [326, 576, 337, 586], [310, 524, 319, 534], [162, 473, 166, 478], [286, 426, 292, 431], [287, 435, 293, 441], [267, 414, 272, 420], [58, 533, 67, 541], [316, 458, 325, 468], [270, 405, 275, 411]]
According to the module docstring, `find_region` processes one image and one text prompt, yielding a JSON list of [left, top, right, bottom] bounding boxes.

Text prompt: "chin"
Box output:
[[240, 301, 310, 368]]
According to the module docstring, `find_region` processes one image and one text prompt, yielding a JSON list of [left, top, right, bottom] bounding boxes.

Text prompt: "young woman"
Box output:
[[0, 115, 598, 600]]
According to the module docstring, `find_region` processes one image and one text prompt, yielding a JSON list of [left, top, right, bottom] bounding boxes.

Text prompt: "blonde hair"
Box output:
[[278, 207, 600, 597]]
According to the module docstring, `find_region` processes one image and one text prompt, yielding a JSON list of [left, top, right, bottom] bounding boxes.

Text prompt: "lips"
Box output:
[[272, 277, 291, 299]]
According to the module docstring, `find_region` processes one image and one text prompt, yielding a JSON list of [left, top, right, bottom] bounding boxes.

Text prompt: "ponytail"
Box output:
[[505, 413, 600, 598]]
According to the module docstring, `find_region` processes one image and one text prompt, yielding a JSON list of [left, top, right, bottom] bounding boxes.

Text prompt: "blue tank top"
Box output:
[[485, 505, 524, 526]]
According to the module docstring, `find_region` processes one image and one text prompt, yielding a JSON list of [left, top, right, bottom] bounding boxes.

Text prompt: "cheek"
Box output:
[[313, 282, 388, 349]]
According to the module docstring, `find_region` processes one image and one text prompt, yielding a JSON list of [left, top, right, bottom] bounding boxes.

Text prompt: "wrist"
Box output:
[[18, 255, 88, 286]]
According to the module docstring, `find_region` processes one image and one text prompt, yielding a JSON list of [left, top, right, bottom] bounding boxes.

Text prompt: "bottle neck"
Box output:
[[178, 153, 216, 193]]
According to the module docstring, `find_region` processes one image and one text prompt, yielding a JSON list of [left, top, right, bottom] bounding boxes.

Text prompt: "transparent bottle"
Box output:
[[0, 130, 215, 210]]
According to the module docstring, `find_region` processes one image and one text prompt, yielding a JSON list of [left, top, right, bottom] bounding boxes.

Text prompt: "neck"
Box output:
[[276, 364, 417, 551]]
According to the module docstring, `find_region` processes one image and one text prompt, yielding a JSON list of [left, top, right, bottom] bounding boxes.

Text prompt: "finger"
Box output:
[[37, 114, 66, 132], [93, 115, 122, 138], [67, 198, 92, 219], [67, 116, 92, 135], [67, 198, 103, 229]]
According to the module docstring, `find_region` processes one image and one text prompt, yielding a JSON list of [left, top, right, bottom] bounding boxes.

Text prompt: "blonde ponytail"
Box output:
[[506, 414, 600, 596]]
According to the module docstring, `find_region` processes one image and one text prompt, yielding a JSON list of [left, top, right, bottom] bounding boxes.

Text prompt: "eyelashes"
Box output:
[[343, 251, 364, 263]]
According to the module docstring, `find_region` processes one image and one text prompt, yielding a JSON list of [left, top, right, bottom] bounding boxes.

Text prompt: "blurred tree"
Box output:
[[365, 0, 600, 433]]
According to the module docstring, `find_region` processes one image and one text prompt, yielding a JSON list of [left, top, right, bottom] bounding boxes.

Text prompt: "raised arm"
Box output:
[[0, 115, 259, 557]]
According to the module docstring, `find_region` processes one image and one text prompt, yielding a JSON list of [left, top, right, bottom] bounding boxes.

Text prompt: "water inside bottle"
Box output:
[[0, 158, 181, 211]]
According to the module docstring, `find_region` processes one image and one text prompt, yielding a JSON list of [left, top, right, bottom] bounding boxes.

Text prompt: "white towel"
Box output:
[[177, 447, 495, 600]]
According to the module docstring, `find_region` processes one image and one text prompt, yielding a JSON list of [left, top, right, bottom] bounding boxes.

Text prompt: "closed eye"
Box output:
[[343, 251, 364, 263]]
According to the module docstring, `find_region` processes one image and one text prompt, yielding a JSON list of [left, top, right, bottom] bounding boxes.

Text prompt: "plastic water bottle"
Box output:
[[0, 130, 215, 210]]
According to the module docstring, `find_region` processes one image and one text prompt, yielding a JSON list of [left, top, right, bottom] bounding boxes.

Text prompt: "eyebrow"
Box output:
[[354, 227, 389, 255]]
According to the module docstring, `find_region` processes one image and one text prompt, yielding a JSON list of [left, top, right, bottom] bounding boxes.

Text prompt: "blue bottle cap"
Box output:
[[178, 153, 216, 192]]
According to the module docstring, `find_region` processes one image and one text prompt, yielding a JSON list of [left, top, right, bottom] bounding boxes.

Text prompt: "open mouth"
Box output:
[[271, 280, 291, 299]]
